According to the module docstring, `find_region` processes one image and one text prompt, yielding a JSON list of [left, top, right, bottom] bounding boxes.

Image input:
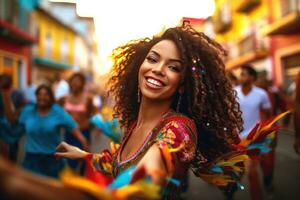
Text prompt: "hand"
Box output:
[[294, 137, 300, 156], [55, 142, 88, 159]]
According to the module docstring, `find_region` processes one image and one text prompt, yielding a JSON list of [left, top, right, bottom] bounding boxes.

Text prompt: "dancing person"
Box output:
[[58, 26, 244, 198], [0, 84, 89, 178], [0, 26, 244, 200], [58, 72, 96, 172], [235, 65, 273, 200]]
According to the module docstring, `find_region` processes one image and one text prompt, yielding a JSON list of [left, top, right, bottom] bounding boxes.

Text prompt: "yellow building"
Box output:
[[213, 0, 271, 75], [31, 6, 77, 84], [212, 0, 300, 86]]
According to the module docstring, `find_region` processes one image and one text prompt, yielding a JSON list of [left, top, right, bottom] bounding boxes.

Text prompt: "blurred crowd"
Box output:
[[227, 65, 300, 200], [0, 71, 117, 178]]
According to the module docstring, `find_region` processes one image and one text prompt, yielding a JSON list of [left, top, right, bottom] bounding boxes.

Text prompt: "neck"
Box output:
[[37, 105, 50, 115], [71, 90, 83, 97], [241, 83, 253, 94], [136, 97, 172, 128]]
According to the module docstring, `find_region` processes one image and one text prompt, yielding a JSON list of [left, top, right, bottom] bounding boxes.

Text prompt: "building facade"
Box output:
[[0, 0, 37, 88], [30, 5, 77, 84], [211, 0, 300, 87]]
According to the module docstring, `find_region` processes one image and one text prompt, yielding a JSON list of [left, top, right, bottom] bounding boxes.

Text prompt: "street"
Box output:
[[187, 129, 300, 200]]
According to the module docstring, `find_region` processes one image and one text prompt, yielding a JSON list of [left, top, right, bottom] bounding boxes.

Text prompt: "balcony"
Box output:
[[33, 57, 73, 70], [0, 0, 36, 45], [235, 0, 261, 13], [225, 34, 268, 69], [226, 50, 268, 69], [263, 0, 300, 35], [0, 19, 36, 45]]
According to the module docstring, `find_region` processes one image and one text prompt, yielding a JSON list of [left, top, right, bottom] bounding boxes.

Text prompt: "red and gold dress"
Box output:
[[89, 110, 198, 199]]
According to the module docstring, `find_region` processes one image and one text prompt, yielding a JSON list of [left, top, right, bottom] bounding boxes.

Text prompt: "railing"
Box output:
[[238, 34, 255, 56], [280, 0, 300, 17]]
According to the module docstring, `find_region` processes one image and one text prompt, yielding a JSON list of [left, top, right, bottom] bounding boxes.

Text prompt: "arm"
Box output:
[[261, 108, 272, 120], [260, 91, 272, 120], [294, 71, 300, 155], [0, 119, 24, 144], [72, 128, 90, 151], [1, 89, 17, 124], [0, 104, 28, 144], [137, 144, 168, 185], [55, 141, 117, 176], [87, 95, 98, 116]]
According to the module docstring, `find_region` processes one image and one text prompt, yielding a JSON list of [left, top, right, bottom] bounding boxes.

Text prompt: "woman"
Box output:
[[0, 26, 243, 199], [58, 72, 96, 171], [1, 84, 89, 178]]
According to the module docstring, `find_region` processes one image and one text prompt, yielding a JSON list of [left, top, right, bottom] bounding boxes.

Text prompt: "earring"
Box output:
[[176, 89, 183, 112], [137, 87, 141, 103]]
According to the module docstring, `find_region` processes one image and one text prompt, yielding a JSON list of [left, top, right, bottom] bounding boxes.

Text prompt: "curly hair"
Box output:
[[108, 26, 243, 162]]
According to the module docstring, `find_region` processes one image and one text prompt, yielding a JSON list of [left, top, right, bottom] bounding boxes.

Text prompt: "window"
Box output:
[[44, 32, 52, 58], [60, 38, 69, 63]]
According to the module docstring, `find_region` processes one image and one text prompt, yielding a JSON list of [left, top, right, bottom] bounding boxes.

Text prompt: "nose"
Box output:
[[151, 62, 165, 76]]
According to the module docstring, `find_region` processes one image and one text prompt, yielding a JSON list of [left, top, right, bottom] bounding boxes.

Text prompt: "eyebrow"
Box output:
[[149, 50, 183, 64]]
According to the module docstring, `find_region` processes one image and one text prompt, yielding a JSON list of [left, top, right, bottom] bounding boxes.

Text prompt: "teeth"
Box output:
[[147, 78, 163, 87]]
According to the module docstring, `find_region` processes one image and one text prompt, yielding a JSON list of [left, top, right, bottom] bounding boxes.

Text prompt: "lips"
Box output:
[[145, 76, 165, 89]]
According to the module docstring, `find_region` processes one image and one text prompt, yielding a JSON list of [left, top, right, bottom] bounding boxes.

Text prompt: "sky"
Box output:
[[50, 0, 215, 75]]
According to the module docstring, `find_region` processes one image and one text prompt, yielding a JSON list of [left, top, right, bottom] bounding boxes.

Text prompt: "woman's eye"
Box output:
[[146, 56, 157, 63], [169, 65, 181, 72]]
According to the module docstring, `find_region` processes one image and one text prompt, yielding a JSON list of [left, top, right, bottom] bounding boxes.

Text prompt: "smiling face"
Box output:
[[36, 87, 53, 108], [138, 40, 184, 103]]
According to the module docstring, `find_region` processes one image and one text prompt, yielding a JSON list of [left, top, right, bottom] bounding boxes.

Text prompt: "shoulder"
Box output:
[[162, 113, 197, 140], [253, 86, 268, 96], [58, 96, 67, 105], [51, 103, 66, 114], [234, 85, 241, 92], [86, 93, 94, 104], [157, 113, 197, 162], [234, 86, 242, 96], [19, 104, 35, 121]]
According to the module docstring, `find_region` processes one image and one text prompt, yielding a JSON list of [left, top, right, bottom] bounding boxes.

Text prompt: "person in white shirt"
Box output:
[[53, 73, 69, 100], [235, 65, 273, 200], [235, 72, 272, 138]]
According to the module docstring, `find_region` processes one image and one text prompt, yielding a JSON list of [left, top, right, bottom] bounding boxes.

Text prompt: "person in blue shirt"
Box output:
[[0, 84, 89, 178]]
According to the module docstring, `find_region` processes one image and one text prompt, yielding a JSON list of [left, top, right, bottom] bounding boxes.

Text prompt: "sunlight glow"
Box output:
[[51, 0, 215, 75]]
